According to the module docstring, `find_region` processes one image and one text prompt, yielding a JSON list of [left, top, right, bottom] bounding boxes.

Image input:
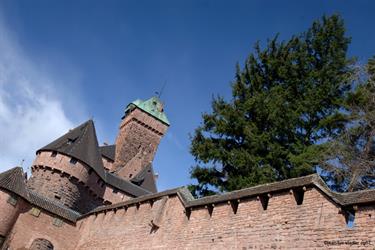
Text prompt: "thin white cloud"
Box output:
[[0, 16, 83, 171], [165, 131, 185, 151]]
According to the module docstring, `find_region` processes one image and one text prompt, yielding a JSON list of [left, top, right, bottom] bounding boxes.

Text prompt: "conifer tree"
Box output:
[[189, 15, 354, 197], [320, 57, 375, 192]]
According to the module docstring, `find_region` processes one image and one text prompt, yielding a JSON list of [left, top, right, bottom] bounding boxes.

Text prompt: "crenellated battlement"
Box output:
[[74, 174, 375, 249], [79, 174, 374, 220], [0, 168, 374, 249]]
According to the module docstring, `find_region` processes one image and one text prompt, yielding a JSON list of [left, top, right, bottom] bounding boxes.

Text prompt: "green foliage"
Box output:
[[190, 15, 354, 196]]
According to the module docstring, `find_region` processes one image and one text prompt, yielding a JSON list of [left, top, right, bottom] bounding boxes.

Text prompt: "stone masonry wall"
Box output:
[[76, 187, 375, 250], [5, 206, 80, 250], [0, 190, 22, 238], [28, 152, 133, 213], [114, 108, 168, 180]]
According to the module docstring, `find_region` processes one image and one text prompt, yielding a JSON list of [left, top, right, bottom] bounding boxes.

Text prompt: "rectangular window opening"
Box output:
[[70, 157, 78, 165]]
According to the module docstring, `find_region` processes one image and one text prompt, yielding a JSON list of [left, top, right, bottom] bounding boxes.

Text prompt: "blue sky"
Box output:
[[0, 1, 374, 191]]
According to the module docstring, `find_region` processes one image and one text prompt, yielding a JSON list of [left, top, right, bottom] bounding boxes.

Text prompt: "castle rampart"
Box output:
[[74, 174, 375, 249], [1, 167, 374, 249]]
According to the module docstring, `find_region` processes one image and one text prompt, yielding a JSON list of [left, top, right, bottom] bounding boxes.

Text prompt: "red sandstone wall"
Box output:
[[102, 185, 132, 204], [28, 152, 133, 212], [0, 190, 22, 237], [5, 207, 80, 250], [28, 152, 105, 212], [76, 187, 375, 250], [115, 108, 168, 179]]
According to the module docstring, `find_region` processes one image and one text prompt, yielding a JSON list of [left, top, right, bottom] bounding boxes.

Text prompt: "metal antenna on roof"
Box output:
[[155, 81, 167, 99]]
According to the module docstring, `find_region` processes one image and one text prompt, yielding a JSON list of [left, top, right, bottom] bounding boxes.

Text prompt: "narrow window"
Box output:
[[7, 195, 18, 206], [345, 209, 356, 228], [51, 151, 57, 157], [70, 157, 77, 165], [229, 200, 239, 214], [259, 195, 269, 210], [293, 188, 305, 205]]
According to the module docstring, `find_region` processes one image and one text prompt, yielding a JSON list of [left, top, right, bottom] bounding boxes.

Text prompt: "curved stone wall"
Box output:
[[28, 151, 133, 213], [28, 152, 106, 213]]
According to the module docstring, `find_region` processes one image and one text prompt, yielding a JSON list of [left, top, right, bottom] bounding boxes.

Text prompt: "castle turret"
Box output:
[[113, 97, 169, 180], [27, 120, 106, 213]]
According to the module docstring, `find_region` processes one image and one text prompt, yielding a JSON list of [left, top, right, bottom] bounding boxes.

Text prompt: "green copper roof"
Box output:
[[125, 96, 170, 125]]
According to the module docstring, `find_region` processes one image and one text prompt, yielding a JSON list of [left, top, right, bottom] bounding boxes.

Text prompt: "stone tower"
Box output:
[[113, 97, 169, 180], [27, 120, 106, 213]]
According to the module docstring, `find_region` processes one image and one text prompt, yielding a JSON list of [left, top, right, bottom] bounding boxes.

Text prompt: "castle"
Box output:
[[0, 97, 374, 249]]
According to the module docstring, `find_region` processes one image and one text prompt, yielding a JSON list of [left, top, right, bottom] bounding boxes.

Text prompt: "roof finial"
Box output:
[[20, 159, 25, 167]]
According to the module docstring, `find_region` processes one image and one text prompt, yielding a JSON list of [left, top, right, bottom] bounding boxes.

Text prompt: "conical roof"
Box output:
[[0, 167, 28, 197], [37, 120, 105, 177]]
